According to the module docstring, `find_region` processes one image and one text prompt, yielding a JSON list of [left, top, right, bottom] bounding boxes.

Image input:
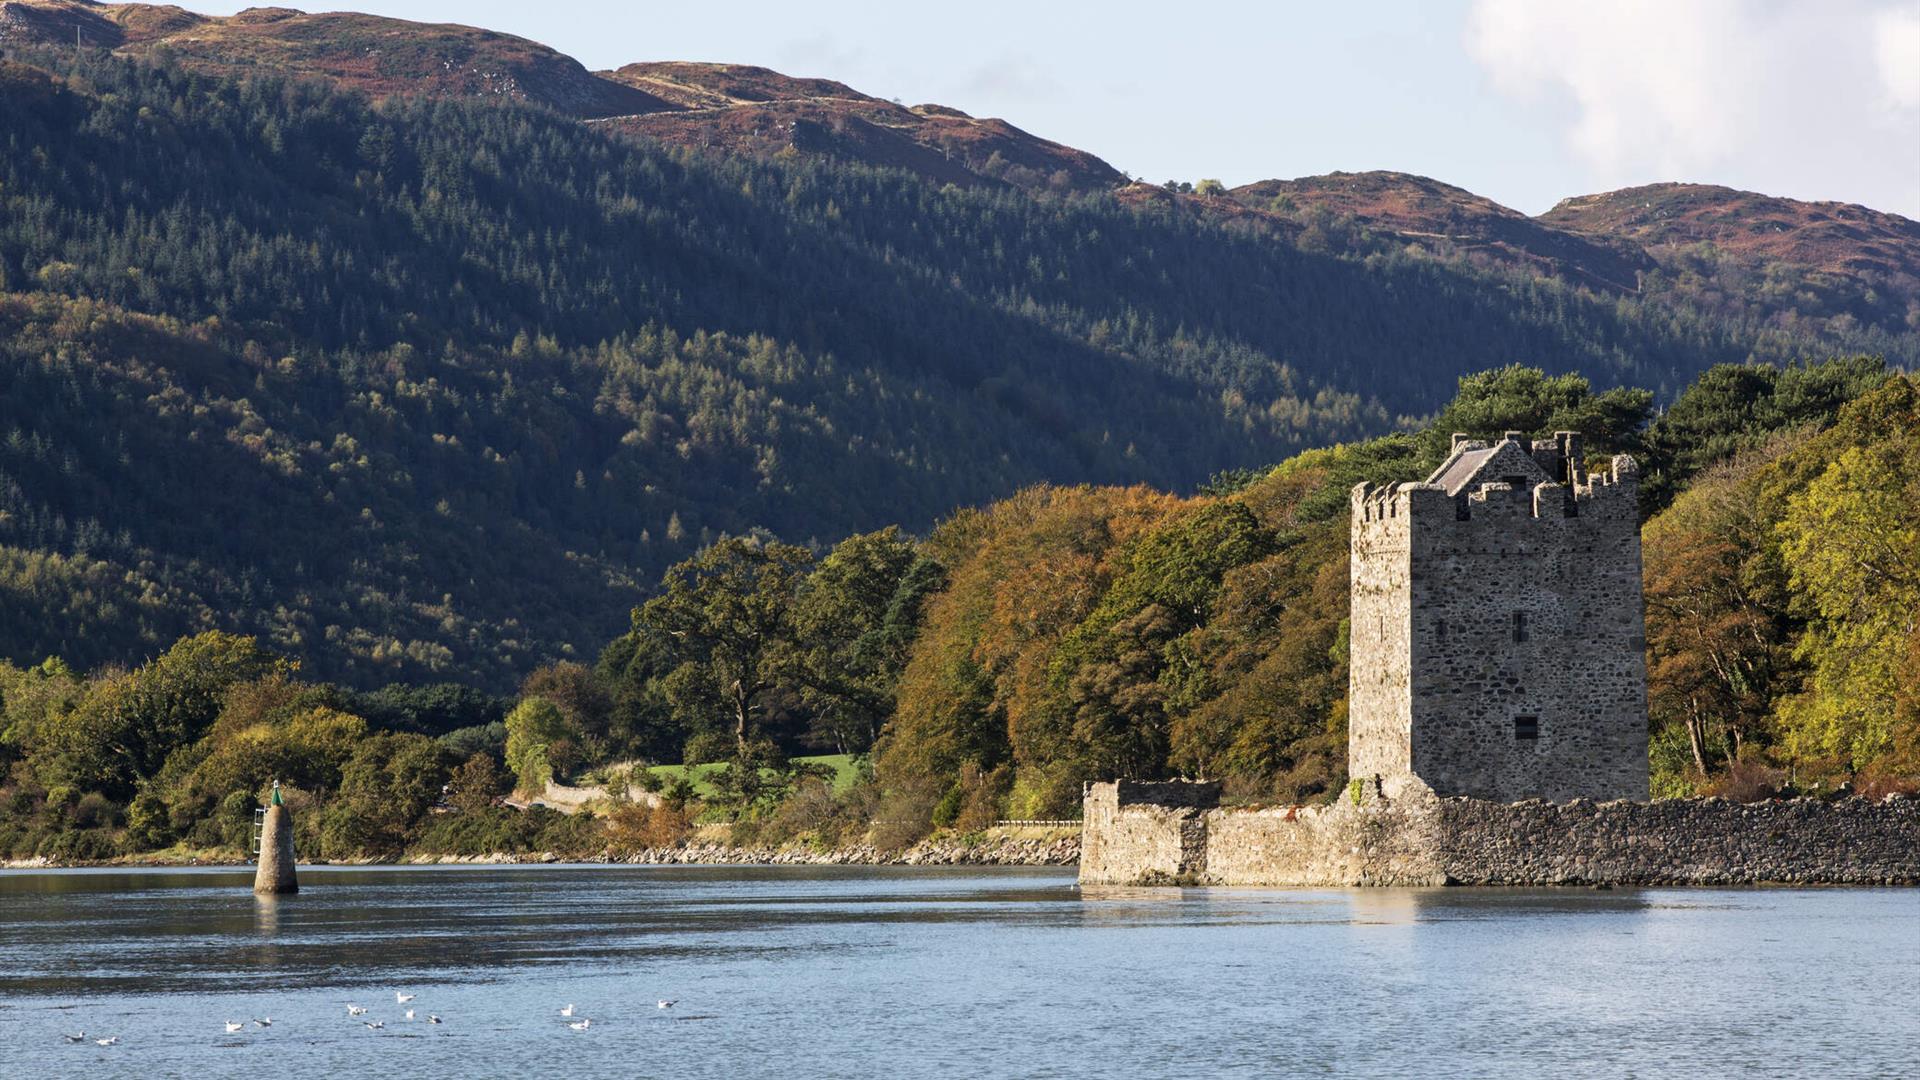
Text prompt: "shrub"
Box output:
[[1705, 759, 1790, 802], [446, 752, 509, 815], [662, 775, 697, 810], [529, 806, 604, 855], [953, 764, 1011, 832], [682, 729, 734, 766], [39, 827, 117, 862], [68, 792, 122, 830], [411, 807, 526, 857], [409, 804, 599, 857], [1854, 769, 1920, 800], [605, 800, 693, 851], [439, 722, 508, 761], [870, 775, 941, 852], [761, 777, 850, 847], [930, 783, 963, 828], [124, 789, 172, 850]]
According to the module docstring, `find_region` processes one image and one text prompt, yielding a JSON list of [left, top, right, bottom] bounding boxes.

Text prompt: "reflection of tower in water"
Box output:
[[253, 890, 283, 937], [1348, 887, 1654, 927]]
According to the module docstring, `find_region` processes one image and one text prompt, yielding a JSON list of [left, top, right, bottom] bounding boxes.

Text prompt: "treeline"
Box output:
[[4, 359, 1910, 862], [1, 47, 1909, 689], [1643, 367, 1920, 795]]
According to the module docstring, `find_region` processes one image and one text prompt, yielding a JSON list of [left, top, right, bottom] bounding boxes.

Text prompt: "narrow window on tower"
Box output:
[[1512, 610, 1528, 643], [1514, 715, 1540, 741], [1435, 618, 1447, 644]]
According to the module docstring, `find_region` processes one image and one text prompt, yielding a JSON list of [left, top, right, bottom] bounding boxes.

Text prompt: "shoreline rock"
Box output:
[[6, 834, 1082, 871]]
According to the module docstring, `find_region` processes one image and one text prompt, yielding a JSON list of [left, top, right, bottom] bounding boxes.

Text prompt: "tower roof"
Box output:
[[1426, 435, 1551, 496]]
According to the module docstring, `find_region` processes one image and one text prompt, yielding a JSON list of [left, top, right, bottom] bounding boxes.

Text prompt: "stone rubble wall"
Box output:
[[1201, 797, 1445, 887], [1079, 779, 1218, 884], [1078, 781, 1920, 887], [1435, 796, 1920, 886]]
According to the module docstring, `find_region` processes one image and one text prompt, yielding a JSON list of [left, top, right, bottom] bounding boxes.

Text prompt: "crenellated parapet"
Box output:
[[1352, 451, 1639, 530]]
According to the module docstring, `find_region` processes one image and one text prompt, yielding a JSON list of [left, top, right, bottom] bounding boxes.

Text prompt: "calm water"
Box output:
[[0, 867, 1915, 1078]]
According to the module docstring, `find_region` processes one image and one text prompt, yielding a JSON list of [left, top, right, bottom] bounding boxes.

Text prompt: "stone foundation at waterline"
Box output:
[[1079, 781, 1920, 887]]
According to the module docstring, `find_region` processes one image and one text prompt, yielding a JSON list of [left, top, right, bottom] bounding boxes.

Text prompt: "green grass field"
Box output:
[[645, 754, 862, 798]]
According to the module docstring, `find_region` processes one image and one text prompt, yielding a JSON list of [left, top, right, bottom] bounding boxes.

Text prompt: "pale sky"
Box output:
[[137, 0, 1920, 217]]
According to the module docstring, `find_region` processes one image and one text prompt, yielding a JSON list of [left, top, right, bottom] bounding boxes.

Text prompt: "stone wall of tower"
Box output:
[[1348, 484, 1414, 793], [1348, 455, 1649, 803]]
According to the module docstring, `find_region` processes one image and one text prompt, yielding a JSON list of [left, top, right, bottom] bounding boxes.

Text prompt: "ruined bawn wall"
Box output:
[[1078, 780, 1221, 884], [1079, 782, 1920, 887], [1348, 439, 1649, 803], [1200, 797, 1446, 887]]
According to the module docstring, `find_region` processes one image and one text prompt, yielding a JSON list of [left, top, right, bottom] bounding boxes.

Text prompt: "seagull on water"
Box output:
[[560, 1003, 576, 1017], [63, 1032, 85, 1043], [224, 1021, 244, 1034], [95, 1037, 118, 1047], [567, 1018, 591, 1031], [404, 1008, 415, 1021], [657, 999, 677, 1009], [426, 1014, 443, 1025], [253, 1018, 272, 1028], [363, 1020, 385, 1030], [395, 992, 415, 1004], [346, 1003, 368, 1016]]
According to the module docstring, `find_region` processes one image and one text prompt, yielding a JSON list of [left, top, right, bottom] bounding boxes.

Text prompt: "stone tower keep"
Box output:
[[1348, 431, 1649, 803]]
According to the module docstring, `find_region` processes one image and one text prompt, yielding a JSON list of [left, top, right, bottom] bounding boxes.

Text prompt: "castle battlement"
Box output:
[[1352, 450, 1639, 528]]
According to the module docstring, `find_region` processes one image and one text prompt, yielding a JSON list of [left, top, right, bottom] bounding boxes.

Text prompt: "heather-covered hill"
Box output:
[[1232, 171, 1654, 292], [1231, 171, 1920, 340], [1542, 182, 1920, 280], [0, 0, 668, 116], [0, 3, 1125, 190], [595, 61, 1126, 192], [1543, 183, 1920, 332]]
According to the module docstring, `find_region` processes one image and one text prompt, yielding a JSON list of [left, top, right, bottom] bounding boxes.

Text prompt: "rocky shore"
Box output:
[[6, 832, 1082, 871], [414, 833, 1082, 867]]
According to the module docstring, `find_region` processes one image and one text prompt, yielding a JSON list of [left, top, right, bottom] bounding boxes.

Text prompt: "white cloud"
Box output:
[[1466, 0, 1920, 215], [1878, 6, 1920, 109]]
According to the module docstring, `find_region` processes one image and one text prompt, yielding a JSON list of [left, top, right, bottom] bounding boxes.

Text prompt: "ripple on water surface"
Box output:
[[1, 865, 1916, 1078]]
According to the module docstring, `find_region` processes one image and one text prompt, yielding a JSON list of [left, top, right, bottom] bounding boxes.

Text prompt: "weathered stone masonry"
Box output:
[[1351, 431, 1648, 803]]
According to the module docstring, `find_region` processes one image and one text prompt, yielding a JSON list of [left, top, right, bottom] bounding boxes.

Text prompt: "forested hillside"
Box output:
[[0, 53, 1771, 684], [0, 41, 1911, 691]]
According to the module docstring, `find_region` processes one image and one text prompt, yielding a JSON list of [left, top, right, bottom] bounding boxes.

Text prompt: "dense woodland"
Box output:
[[3, 359, 1913, 862], [0, 50, 1914, 860], [1, 49, 1912, 692]]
